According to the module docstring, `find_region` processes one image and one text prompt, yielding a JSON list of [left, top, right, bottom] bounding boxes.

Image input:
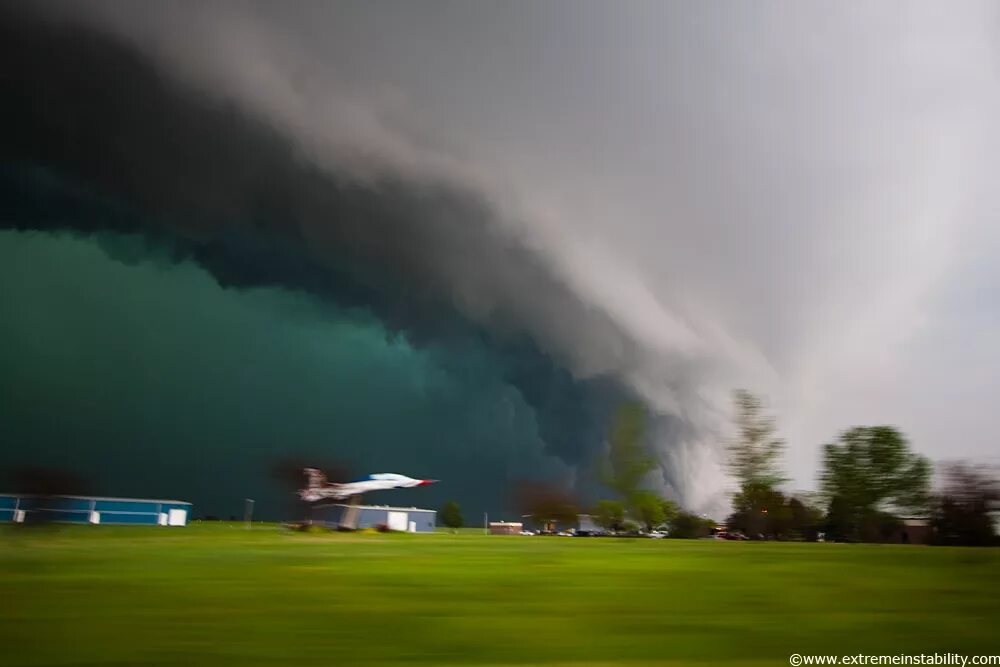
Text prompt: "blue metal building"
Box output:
[[315, 503, 437, 532], [0, 494, 192, 526]]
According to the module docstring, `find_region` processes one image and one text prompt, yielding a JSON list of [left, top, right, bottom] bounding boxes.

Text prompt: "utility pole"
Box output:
[[244, 498, 255, 530]]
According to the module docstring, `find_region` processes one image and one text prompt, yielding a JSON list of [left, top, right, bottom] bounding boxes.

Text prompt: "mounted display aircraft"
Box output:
[[299, 468, 438, 503]]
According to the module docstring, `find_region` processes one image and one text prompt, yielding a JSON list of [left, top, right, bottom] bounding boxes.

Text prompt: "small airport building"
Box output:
[[315, 503, 437, 532], [488, 521, 523, 535], [0, 494, 191, 526]]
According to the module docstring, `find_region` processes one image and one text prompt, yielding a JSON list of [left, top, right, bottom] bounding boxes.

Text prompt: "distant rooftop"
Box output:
[[0, 493, 191, 505]]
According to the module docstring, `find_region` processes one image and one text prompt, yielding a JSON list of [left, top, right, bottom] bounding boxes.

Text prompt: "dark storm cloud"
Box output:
[[11, 1, 993, 513], [0, 5, 622, 484], [0, 229, 578, 518]]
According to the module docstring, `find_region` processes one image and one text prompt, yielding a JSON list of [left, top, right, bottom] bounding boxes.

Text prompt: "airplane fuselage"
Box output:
[[299, 472, 436, 502]]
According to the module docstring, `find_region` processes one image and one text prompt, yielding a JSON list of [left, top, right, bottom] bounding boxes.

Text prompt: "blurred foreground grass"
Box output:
[[2, 524, 998, 666]]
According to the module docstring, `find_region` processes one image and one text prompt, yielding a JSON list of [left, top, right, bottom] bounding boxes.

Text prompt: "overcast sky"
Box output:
[[3, 1, 999, 515]]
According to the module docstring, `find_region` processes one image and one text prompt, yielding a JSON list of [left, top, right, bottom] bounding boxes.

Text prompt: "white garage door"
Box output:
[[167, 509, 187, 526], [387, 511, 408, 532]]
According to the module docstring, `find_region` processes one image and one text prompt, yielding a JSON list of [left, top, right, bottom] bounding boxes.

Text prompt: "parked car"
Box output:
[[714, 531, 749, 541]]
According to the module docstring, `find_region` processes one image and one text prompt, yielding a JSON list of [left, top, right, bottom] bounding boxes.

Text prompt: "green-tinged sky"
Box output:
[[0, 230, 566, 518]]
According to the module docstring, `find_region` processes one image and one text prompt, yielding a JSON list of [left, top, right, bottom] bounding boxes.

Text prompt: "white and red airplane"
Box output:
[[299, 468, 438, 503]]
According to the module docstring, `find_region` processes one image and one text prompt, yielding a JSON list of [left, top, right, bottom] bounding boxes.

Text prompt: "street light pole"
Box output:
[[244, 498, 255, 530]]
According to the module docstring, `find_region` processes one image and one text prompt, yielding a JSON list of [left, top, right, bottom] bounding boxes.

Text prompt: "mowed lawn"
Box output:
[[2, 525, 999, 667]]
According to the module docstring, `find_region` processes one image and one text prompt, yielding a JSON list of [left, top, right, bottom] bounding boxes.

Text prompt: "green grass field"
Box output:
[[2, 525, 999, 667]]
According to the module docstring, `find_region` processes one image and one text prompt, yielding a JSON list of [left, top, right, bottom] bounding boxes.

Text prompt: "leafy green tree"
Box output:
[[727, 491, 821, 541], [603, 401, 665, 527], [631, 491, 667, 532], [440, 501, 464, 530], [820, 426, 931, 542], [659, 498, 680, 530], [725, 391, 787, 537], [668, 511, 715, 539], [787, 496, 825, 541], [605, 401, 655, 502], [727, 390, 786, 490], [593, 499, 626, 532], [727, 484, 789, 539]]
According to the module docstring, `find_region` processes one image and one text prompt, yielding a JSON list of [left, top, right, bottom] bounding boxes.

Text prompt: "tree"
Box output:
[[820, 426, 931, 542], [932, 462, 998, 546], [593, 499, 626, 533], [632, 490, 673, 532], [659, 498, 680, 530], [787, 496, 824, 542], [727, 390, 786, 490], [440, 501, 464, 530], [605, 402, 655, 502], [515, 482, 579, 532], [726, 485, 790, 539], [668, 511, 715, 539], [725, 391, 787, 538], [726, 491, 822, 541], [603, 401, 663, 527]]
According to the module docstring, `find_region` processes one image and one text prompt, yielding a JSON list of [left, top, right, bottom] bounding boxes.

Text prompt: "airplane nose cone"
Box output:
[[419, 479, 439, 486]]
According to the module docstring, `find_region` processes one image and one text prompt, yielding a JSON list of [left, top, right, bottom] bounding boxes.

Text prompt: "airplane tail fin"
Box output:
[[303, 467, 327, 489]]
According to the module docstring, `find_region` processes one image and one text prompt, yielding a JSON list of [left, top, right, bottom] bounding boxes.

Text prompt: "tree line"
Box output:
[[722, 390, 997, 545], [441, 391, 998, 545]]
